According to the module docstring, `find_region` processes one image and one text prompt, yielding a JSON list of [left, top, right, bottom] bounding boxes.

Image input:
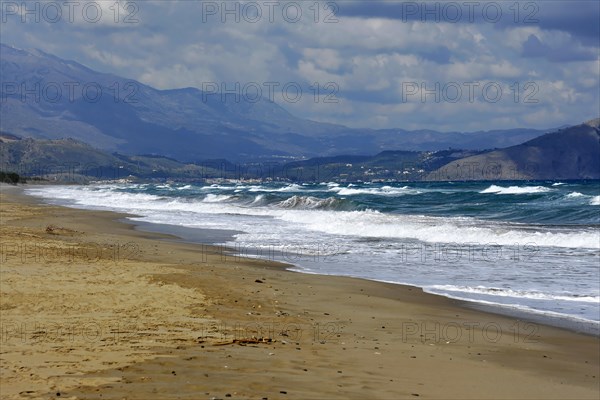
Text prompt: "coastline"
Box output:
[[1, 184, 599, 399], [52, 189, 600, 337], [137, 217, 600, 336]]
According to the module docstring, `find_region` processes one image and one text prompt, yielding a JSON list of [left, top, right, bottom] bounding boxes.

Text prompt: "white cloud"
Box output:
[[1, 0, 597, 131]]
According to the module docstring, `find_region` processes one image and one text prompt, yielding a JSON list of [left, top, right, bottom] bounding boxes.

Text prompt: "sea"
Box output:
[[26, 180, 600, 334]]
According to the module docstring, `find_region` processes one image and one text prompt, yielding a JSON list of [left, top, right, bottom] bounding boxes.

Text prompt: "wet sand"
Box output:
[[1, 185, 598, 399]]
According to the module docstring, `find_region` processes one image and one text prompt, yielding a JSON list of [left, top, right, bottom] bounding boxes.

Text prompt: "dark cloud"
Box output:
[[335, 1, 600, 46], [0, 1, 597, 131], [532, 1, 600, 46]]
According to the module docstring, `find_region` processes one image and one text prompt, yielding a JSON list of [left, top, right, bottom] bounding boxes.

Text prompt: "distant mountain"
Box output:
[[0, 43, 552, 161], [0, 131, 229, 181], [0, 136, 216, 182], [427, 119, 600, 181], [0, 135, 482, 183], [2, 119, 598, 182]]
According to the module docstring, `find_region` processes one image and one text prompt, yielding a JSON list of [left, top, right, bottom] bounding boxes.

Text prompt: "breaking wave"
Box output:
[[330, 185, 419, 196], [480, 185, 552, 194], [277, 195, 352, 210]]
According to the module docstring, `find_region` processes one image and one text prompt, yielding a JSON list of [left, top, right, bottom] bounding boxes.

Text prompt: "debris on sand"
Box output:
[[212, 337, 274, 346]]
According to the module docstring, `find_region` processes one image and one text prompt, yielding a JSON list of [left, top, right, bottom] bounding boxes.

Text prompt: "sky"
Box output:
[[1, 0, 599, 131]]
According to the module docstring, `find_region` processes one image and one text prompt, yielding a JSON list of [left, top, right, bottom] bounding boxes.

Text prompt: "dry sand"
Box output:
[[0, 186, 598, 399]]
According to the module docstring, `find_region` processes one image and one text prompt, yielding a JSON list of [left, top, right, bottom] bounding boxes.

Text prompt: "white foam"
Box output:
[[202, 194, 234, 203], [201, 184, 236, 190], [26, 185, 600, 250], [422, 289, 600, 325], [275, 209, 600, 249], [331, 185, 418, 196], [564, 192, 600, 205], [26, 186, 163, 207], [480, 185, 552, 194], [246, 184, 306, 193], [427, 285, 599, 303]]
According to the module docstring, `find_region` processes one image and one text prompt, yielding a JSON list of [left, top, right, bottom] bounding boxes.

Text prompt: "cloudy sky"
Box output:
[[1, 0, 598, 131]]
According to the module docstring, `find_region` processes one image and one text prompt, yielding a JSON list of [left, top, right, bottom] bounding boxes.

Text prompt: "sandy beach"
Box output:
[[1, 185, 598, 399]]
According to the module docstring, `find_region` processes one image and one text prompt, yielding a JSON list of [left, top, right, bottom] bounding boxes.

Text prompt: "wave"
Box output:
[[427, 285, 599, 303], [276, 209, 599, 249], [563, 192, 600, 207], [277, 195, 350, 210], [202, 194, 235, 203], [552, 182, 566, 186], [250, 194, 267, 206], [480, 185, 552, 195], [200, 183, 310, 193], [249, 184, 303, 192], [26, 185, 600, 249], [26, 186, 164, 205], [331, 185, 418, 196], [422, 289, 600, 326], [201, 184, 236, 190]]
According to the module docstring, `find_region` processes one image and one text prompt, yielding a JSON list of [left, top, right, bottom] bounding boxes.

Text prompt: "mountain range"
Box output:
[[1, 43, 553, 162], [2, 119, 598, 182], [1, 43, 598, 182]]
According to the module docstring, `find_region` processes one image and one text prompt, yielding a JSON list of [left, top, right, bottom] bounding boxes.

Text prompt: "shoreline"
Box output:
[[2, 184, 599, 399], [24, 183, 600, 336]]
